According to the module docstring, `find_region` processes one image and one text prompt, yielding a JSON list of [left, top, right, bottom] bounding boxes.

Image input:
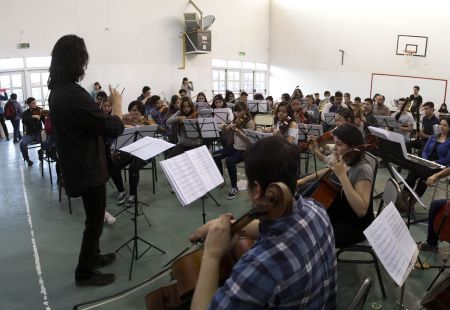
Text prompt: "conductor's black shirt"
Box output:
[[49, 82, 124, 197]]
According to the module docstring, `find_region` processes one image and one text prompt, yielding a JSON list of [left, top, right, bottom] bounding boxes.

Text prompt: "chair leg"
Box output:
[[154, 158, 158, 182], [68, 197, 72, 215], [48, 160, 53, 185], [58, 183, 62, 202], [41, 158, 44, 177]]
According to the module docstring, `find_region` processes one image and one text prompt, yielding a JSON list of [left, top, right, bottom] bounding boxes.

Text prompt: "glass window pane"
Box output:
[[30, 73, 41, 86], [213, 71, 219, 80], [42, 72, 49, 85], [212, 59, 227, 67], [26, 56, 51, 68], [0, 75, 10, 88], [255, 63, 267, 70], [42, 86, 49, 101], [0, 58, 24, 70], [219, 82, 225, 90], [242, 62, 255, 69], [213, 81, 219, 90], [219, 71, 225, 80], [11, 74, 22, 87], [14, 89, 23, 102], [32, 87, 42, 100], [227, 60, 241, 68]]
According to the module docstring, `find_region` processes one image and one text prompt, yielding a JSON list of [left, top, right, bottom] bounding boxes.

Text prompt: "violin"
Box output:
[[279, 116, 293, 135], [138, 115, 157, 125], [145, 182, 293, 310], [433, 201, 450, 243], [233, 111, 252, 129], [32, 107, 50, 118], [298, 128, 335, 152]]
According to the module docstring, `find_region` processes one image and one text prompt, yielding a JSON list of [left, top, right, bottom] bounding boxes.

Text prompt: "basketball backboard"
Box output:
[[396, 35, 428, 57]]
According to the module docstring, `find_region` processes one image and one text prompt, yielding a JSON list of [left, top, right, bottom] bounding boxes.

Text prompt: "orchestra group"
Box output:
[[3, 34, 449, 308]]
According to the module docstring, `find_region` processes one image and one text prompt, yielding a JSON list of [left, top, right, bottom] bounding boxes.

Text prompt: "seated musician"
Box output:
[[305, 94, 319, 124], [166, 95, 181, 145], [407, 101, 439, 152], [112, 101, 155, 208], [291, 96, 310, 124], [393, 98, 414, 141], [264, 101, 298, 145], [195, 92, 208, 110], [421, 167, 450, 252], [213, 102, 256, 199], [362, 98, 378, 133], [297, 124, 374, 247], [190, 136, 337, 309], [224, 90, 235, 107], [438, 102, 448, 114], [95, 91, 108, 108], [311, 107, 355, 164], [211, 94, 233, 122], [143, 95, 167, 130], [405, 117, 450, 202], [20, 97, 45, 166], [166, 96, 201, 158]]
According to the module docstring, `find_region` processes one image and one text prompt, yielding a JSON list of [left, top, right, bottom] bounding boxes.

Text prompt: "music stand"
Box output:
[[198, 109, 213, 119], [196, 101, 210, 111], [298, 124, 323, 141], [257, 100, 268, 113], [211, 108, 230, 125], [137, 124, 158, 138], [247, 100, 258, 114], [242, 129, 272, 144], [182, 119, 202, 139], [115, 137, 174, 280]]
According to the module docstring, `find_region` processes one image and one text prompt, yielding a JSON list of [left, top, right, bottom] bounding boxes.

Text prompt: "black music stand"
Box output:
[[298, 124, 323, 174], [242, 129, 272, 144], [322, 112, 336, 132], [115, 137, 174, 280], [211, 108, 230, 125]]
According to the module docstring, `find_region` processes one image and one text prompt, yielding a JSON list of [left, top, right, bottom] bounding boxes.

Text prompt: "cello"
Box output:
[[145, 182, 293, 309], [433, 201, 450, 243]]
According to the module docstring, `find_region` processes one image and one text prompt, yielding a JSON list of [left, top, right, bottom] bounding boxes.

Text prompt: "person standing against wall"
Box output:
[[180, 77, 194, 98], [49, 34, 124, 286]]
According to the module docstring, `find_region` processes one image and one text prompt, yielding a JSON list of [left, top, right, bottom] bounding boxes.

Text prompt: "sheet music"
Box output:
[[298, 124, 323, 141], [247, 101, 258, 113], [258, 100, 268, 113], [198, 109, 213, 118], [212, 108, 229, 124], [160, 153, 205, 206], [182, 119, 202, 139], [119, 136, 174, 160], [323, 113, 335, 125], [160, 146, 223, 206], [187, 146, 224, 192], [363, 202, 419, 287]]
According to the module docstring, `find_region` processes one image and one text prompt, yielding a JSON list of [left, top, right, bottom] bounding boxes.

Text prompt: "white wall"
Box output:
[[270, 0, 450, 105], [0, 0, 269, 110]]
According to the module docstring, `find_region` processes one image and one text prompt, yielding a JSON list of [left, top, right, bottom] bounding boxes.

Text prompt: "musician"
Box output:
[[344, 92, 353, 106], [211, 94, 233, 121], [144, 95, 166, 130], [265, 95, 274, 113], [373, 94, 390, 116], [195, 92, 208, 110], [20, 97, 45, 166], [265, 101, 298, 145], [224, 90, 235, 106], [318, 90, 331, 112], [394, 98, 414, 141], [137, 86, 151, 102], [311, 107, 355, 164], [90, 81, 102, 99], [166, 95, 181, 145], [111, 101, 155, 208], [190, 136, 337, 309], [305, 94, 319, 123], [409, 86, 423, 125], [49, 35, 124, 287], [321, 91, 348, 122], [362, 98, 377, 132], [281, 92, 291, 103], [95, 91, 107, 108], [213, 102, 255, 199], [297, 124, 374, 247], [239, 91, 248, 104], [405, 117, 450, 201], [166, 96, 201, 158], [289, 96, 309, 125], [407, 101, 439, 152], [314, 92, 321, 105], [178, 88, 187, 98]]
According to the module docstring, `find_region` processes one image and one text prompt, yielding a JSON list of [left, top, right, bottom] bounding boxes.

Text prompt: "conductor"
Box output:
[[49, 35, 124, 286]]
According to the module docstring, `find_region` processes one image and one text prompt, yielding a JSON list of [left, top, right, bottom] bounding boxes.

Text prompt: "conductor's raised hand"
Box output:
[[109, 84, 123, 118], [203, 214, 239, 261]]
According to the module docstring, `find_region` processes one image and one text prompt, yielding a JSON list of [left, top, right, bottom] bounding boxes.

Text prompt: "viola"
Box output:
[[32, 107, 50, 118], [433, 201, 450, 242], [145, 182, 293, 310]]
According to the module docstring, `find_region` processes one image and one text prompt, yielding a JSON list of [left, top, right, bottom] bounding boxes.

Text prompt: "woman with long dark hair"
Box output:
[[394, 98, 414, 140], [297, 124, 374, 247], [49, 35, 124, 286]]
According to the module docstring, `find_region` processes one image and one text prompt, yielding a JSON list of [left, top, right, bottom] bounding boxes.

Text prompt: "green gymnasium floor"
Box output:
[[0, 139, 449, 310]]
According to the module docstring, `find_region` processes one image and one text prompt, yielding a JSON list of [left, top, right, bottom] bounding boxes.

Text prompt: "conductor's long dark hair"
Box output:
[[48, 35, 89, 90]]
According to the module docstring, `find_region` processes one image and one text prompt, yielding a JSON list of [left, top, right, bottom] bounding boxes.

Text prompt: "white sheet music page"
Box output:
[[119, 136, 174, 160], [363, 202, 419, 287], [186, 145, 224, 192], [160, 152, 208, 206]]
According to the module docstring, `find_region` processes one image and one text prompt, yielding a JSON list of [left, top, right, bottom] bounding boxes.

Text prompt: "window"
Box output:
[[212, 59, 268, 97], [26, 56, 51, 69], [29, 71, 50, 108], [0, 72, 25, 102], [0, 58, 24, 70]]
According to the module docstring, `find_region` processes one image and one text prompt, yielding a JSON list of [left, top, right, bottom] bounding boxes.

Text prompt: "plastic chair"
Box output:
[[254, 114, 274, 129]]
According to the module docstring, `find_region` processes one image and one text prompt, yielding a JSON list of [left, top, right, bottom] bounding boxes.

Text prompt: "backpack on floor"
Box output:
[[4, 102, 16, 120]]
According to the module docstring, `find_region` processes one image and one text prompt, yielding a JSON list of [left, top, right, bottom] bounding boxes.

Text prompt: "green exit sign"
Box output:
[[239, 51, 245, 56]]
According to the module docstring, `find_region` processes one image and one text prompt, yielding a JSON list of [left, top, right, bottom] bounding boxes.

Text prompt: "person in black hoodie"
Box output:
[[19, 97, 44, 165], [48, 35, 124, 287]]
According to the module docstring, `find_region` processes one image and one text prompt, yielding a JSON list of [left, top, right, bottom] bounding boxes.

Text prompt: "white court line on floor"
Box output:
[[20, 165, 51, 310]]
